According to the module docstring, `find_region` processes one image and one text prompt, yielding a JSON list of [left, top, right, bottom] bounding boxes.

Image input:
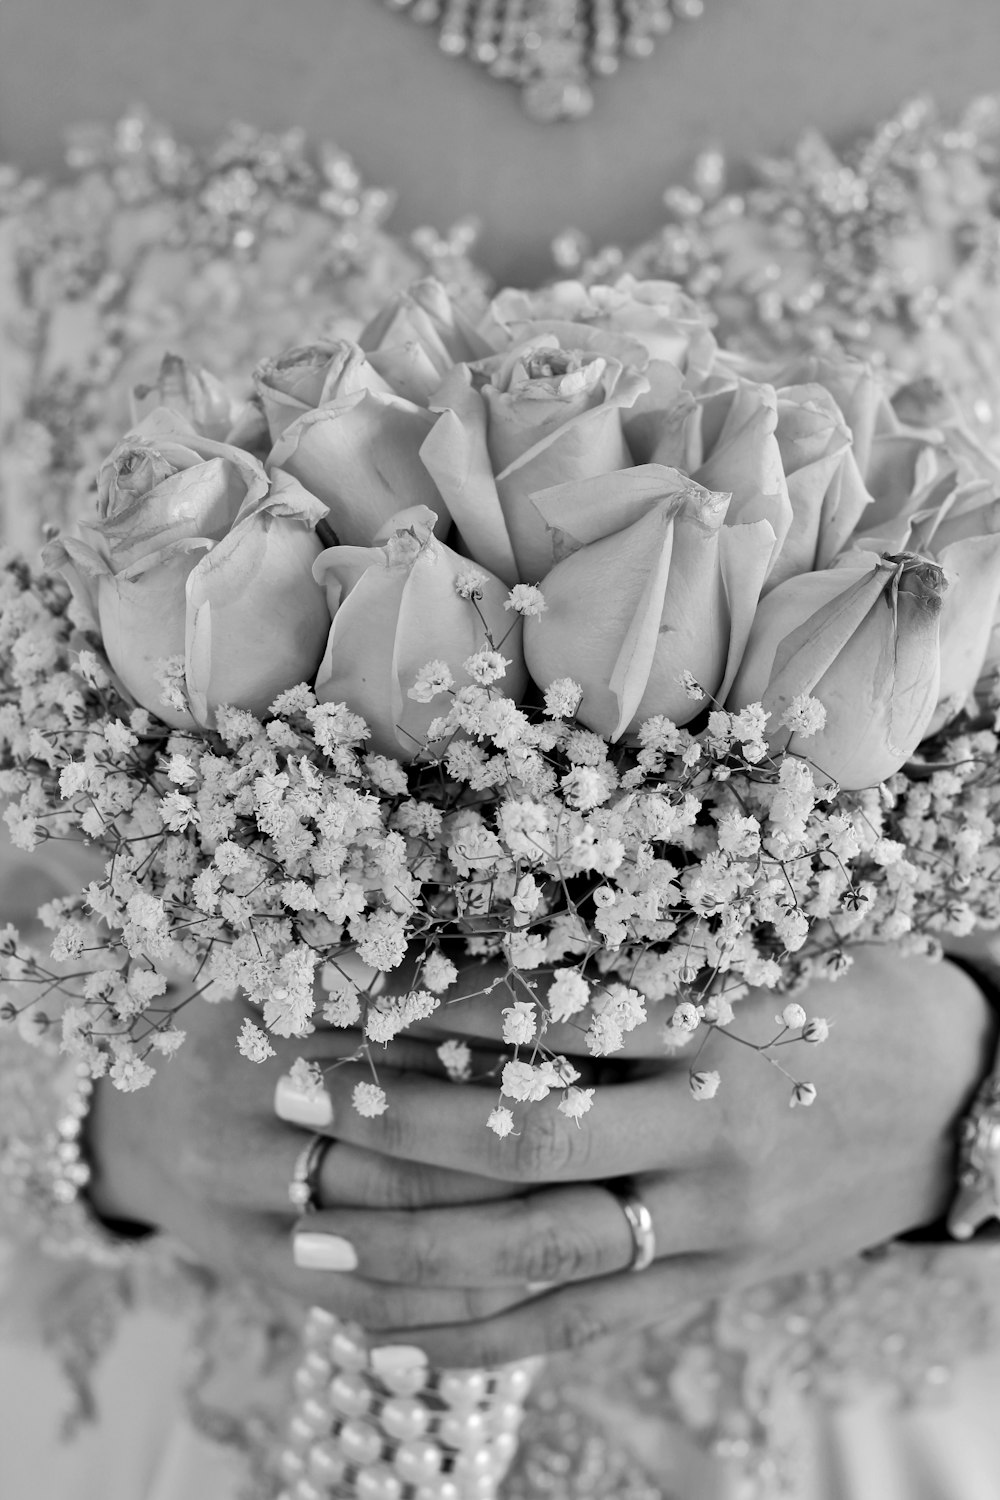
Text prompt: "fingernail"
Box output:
[[370, 1345, 428, 1381], [293, 1232, 358, 1272], [275, 1075, 333, 1129]]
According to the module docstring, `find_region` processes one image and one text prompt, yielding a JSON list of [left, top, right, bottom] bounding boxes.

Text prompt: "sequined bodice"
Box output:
[[3, 97, 1000, 1500]]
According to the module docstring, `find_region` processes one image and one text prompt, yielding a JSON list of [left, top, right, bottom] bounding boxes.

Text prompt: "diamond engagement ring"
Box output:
[[612, 1183, 657, 1272], [288, 1134, 333, 1215]]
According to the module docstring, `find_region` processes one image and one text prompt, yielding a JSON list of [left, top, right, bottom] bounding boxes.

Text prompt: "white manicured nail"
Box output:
[[370, 1345, 428, 1380], [293, 1232, 358, 1272], [274, 1075, 333, 1128]]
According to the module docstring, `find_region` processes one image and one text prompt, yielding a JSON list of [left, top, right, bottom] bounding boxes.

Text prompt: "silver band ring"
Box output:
[[613, 1185, 657, 1272], [289, 1134, 333, 1215]]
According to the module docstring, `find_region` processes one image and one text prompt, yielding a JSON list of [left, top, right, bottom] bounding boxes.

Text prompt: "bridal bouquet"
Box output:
[[5, 274, 1000, 1499], [4, 278, 1000, 1115]]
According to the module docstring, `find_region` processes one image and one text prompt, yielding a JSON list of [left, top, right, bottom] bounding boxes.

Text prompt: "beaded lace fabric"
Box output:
[[3, 97, 1000, 1500]]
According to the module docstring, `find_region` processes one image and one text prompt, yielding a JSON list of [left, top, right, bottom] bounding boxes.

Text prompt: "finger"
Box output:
[[409, 981, 679, 1061], [282, 1027, 506, 1079], [224, 1214, 531, 1333], [244, 1127, 521, 1215], [297, 1172, 719, 1289], [275, 1061, 719, 1183], [370, 1253, 736, 1368]]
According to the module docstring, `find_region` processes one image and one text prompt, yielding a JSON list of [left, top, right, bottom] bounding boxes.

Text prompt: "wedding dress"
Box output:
[[3, 97, 1000, 1500]]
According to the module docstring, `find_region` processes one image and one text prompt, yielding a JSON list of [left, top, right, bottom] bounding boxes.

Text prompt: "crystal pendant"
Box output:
[[384, 0, 709, 122]]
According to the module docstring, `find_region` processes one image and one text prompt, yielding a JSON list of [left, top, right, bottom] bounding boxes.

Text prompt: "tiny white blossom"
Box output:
[[803, 1017, 831, 1043], [780, 693, 827, 737], [353, 1081, 389, 1117], [488, 1105, 516, 1137], [464, 650, 511, 686], [438, 1039, 472, 1081], [558, 1086, 595, 1121], [547, 969, 590, 1023], [501, 1058, 552, 1102], [680, 669, 706, 701], [454, 567, 489, 599], [166, 753, 197, 786], [790, 1081, 818, 1108], [421, 951, 458, 993], [690, 1069, 721, 1101], [543, 678, 583, 718], [408, 660, 455, 703], [104, 719, 138, 755], [779, 1002, 808, 1030], [501, 1000, 537, 1046], [237, 1018, 276, 1063], [670, 1001, 702, 1034], [505, 584, 547, 617]]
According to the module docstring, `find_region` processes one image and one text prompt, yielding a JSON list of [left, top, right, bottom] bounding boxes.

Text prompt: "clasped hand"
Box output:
[[90, 945, 993, 1366]]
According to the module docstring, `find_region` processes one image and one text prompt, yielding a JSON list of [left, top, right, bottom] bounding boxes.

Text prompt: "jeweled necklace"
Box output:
[[382, 0, 709, 122]]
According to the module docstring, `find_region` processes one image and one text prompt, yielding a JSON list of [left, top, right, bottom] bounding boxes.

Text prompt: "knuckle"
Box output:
[[550, 1297, 610, 1353], [510, 1108, 575, 1182], [498, 1207, 593, 1284], [395, 1218, 448, 1285]]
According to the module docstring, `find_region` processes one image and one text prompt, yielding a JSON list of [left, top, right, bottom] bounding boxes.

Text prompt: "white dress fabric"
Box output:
[[3, 97, 1000, 1500]]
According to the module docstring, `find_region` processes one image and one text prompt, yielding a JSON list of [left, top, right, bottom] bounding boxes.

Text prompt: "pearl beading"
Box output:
[[279, 1308, 540, 1499], [381, 0, 709, 121]]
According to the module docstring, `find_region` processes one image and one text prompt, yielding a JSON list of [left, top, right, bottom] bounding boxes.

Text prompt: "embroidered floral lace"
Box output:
[[3, 96, 1000, 1499]]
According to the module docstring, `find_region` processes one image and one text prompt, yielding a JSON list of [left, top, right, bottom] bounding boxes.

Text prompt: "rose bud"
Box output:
[[359, 278, 493, 406], [266, 384, 450, 548], [131, 353, 242, 442], [727, 551, 945, 789], [254, 340, 394, 443], [481, 275, 718, 386], [522, 466, 775, 739], [312, 505, 527, 762], [925, 528, 1000, 734], [422, 334, 649, 585], [47, 414, 330, 728]]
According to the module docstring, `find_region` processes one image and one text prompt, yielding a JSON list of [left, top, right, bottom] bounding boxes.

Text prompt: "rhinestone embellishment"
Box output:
[[382, 0, 710, 121]]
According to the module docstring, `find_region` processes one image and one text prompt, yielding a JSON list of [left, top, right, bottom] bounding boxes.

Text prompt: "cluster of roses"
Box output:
[[4, 275, 1000, 1115], [46, 277, 1000, 788]]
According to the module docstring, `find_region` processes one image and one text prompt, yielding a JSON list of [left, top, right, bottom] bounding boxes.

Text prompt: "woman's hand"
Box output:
[[86, 999, 530, 1333], [274, 946, 996, 1366]]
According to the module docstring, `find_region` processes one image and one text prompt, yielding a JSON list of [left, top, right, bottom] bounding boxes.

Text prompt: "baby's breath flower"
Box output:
[[780, 694, 826, 737], [438, 1039, 473, 1081], [670, 1001, 702, 1033], [269, 683, 316, 716], [166, 752, 197, 786], [558, 1086, 595, 1121], [154, 655, 189, 715], [690, 1069, 721, 1101], [547, 968, 590, 1023], [505, 584, 546, 617], [237, 1018, 276, 1063], [454, 567, 489, 599], [104, 719, 138, 755], [501, 1000, 537, 1046], [779, 1002, 808, 1030], [501, 1058, 551, 1102], [790, 1081, 818, 1108], [488, 1105, 516, 1137], [680, 669, 706, 701], [803, 1016, 831, 1043], [464, 650, 511, 686], [353, 1081, 389, 1117], [409, 660, 455, 704], [543, 678, 582, 718], [421, 951, 458, 993]]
